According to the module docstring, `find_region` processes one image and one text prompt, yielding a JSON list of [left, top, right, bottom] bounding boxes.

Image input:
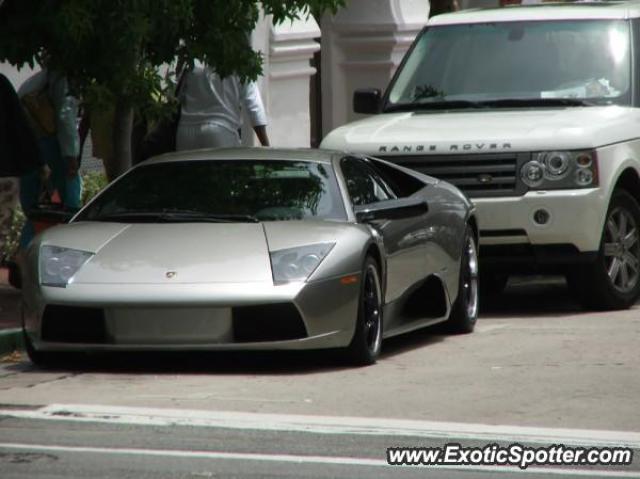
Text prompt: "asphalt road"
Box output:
[[1, 410, 638, 478], [0, 276, 639, 478]]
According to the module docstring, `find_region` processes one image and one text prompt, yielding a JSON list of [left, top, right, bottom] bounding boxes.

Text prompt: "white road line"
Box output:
[[1, 404, 639, 448], [0, 442, 638, 477]]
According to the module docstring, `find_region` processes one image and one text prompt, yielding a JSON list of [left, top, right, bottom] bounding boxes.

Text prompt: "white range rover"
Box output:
[[321, 0, 640, 310]]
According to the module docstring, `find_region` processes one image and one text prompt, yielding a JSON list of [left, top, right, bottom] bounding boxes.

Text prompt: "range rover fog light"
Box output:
[[533, 209, 550, 225], [521, 161, 545, 187], [575, 168, 594, 186]]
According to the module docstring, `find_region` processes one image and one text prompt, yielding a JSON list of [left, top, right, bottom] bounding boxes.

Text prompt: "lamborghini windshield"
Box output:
[[385, 19, 631, 111], [77, 160, 347, 223]]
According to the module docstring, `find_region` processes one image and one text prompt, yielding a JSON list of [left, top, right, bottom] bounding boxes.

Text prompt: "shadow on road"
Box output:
[[480, 275, 584, 318], [7, 331, 448, 376]]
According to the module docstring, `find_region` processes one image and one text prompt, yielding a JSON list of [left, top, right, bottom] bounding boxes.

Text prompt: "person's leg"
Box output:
[[47, 137, 82, 209], [18, 170, 40, 250], [17, 136, 56, 249], [63, 162, 82, 209]]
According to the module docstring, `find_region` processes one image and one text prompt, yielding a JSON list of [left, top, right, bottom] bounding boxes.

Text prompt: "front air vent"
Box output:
[[41, 305, 107, 343], [232, 303, 307, 343]]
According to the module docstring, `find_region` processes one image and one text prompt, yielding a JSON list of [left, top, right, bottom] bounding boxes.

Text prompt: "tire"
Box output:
[[569, 190, 640, 310], [23, 329, 57, 368], [446, 227, 479, 333], [346, 256, 383, 366]]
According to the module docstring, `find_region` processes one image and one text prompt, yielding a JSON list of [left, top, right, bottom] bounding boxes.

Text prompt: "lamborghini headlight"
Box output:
[[521, 150, 598, 190], [270, 243, 335, 284], [39, 245, 93, 287]]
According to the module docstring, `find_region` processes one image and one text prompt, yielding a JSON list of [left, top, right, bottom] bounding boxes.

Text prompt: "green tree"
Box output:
[[0, 0, 343, 178]]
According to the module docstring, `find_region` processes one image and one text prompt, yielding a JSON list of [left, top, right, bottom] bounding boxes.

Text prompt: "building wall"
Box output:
[[319, 0, 429, 138], [245, 12, 320, 148]]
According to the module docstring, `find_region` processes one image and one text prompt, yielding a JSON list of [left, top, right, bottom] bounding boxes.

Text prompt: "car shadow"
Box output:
[[480, 275, 585, 318], [7, 327, 450, 376], [8, 332, 448, 376]]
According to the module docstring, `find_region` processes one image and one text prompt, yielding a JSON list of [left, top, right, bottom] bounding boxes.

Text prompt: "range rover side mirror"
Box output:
[[353, 89, 382, 114]]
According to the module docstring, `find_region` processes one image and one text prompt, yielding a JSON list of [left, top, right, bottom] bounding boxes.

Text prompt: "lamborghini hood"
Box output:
[[42, 222, 273, 284]]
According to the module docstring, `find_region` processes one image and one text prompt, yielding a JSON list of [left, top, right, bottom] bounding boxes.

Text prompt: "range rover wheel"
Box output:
[[570, 190, 640, 310], [346, 256, 383, 365], [446, 227, 479, 333]]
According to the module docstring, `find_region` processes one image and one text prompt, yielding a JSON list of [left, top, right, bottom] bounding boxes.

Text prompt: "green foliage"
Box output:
[[81, 170, 109, 205], [0, 0, 344, 114], [0, 0, 344, 176], [1, 207, 24, 264]]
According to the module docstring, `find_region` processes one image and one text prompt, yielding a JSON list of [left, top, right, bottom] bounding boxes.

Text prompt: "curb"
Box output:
[[0, 328, 24, 356]]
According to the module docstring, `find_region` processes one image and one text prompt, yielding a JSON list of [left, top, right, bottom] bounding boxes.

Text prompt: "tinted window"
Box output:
[[77, 160, 347, 222], [368, 158, 426, 197]]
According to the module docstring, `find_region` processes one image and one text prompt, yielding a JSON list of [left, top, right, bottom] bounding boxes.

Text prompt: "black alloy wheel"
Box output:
[[446, 226, 479, 333], [347, 256, 383, 365]]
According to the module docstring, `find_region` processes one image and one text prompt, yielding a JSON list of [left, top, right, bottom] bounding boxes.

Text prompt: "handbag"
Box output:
[[137, 108, 181, 162], [21, 83, 56, 137]]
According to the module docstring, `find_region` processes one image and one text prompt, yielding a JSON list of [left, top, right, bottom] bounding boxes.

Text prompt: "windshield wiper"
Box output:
[[91, 212, 168, 223], [92, 210, 260, 223], [384, 100, 486, 112], [479, 98, 595, 108], [384, 97, 597, 113], [161, 212, 260, 223]]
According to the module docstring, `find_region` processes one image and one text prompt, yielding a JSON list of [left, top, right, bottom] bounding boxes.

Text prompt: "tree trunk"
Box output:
[[110, 99, 134, 180]]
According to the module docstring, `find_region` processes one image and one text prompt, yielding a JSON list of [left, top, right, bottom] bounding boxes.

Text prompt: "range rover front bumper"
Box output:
[[474, 188, 605, 263]]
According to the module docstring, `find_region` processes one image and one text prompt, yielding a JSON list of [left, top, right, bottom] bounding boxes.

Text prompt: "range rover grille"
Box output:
[[377, 153, 528, 197]]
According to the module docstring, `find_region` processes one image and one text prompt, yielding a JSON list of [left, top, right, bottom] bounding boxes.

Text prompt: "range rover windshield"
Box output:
[[385, 20, 631, 111]]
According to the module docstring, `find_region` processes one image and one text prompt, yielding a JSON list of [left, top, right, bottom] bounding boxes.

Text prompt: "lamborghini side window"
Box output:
[[341, 157, 396, 206], [367, 158, 426, 197]]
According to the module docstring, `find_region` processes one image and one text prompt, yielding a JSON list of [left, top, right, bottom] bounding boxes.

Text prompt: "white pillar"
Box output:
[[244, 12, 320, 148], [320, 0, 429, 137]]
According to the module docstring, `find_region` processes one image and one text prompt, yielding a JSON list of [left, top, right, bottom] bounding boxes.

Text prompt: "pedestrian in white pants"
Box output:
[[176, 60, 270, 151]]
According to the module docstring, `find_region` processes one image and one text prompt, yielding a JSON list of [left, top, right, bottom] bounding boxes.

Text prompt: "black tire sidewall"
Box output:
[[347, 256, 383, 365], [447, 227, 479, 333], [577, 190, 640, 310], [597, 191, 640, 307]]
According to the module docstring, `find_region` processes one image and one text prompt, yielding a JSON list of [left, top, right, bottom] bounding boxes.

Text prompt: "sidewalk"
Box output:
[[0, 267, 23, 356]]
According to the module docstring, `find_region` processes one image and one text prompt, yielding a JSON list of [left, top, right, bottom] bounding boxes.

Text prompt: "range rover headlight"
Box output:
[[270, 243, 335, 284], [521, 160, 545, 187], [521, 150, 598, 190], [542, 151, 570, 179], [39, 245, 93, 287]]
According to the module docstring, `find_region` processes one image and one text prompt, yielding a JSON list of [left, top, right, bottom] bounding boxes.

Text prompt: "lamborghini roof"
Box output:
[[146, 147, 342, 166]]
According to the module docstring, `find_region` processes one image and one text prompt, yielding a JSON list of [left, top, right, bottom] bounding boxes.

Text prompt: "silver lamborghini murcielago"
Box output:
[[22, 148, 479, 365]]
